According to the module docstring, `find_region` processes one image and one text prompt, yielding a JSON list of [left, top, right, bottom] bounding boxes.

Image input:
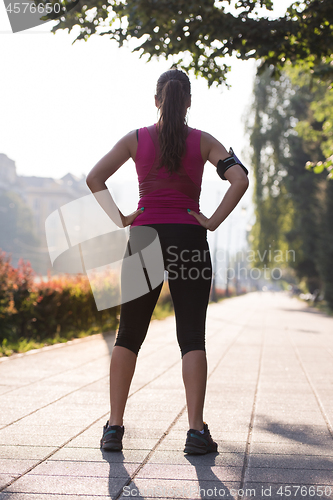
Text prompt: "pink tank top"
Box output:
[[131, 124, 205, 226]]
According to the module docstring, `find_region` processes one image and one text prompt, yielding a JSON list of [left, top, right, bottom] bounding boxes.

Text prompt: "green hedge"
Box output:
[[0, 250, 119, 344], [0, 250, 174, 356]]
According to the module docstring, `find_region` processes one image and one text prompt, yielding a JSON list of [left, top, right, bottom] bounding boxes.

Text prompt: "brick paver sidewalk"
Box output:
[[0, 291, 332, 500]]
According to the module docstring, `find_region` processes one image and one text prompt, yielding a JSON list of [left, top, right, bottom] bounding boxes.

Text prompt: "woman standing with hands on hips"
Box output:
[[86, 68, 249, 454]]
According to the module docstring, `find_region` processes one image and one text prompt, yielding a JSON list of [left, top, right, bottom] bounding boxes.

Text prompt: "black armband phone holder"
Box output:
[[217, 148, 248, 180]]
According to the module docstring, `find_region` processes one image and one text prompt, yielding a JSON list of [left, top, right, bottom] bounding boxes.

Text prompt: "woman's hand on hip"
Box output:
[[187, 209, 212, 230], [120, 207, 145, 227]]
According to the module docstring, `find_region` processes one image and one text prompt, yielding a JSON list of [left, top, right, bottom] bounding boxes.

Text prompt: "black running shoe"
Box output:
[[184, 422, 218, 454], [100, 421, 124, 451]]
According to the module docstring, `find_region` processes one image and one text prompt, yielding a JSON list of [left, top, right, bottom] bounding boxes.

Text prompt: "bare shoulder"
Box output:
[[123, 129, 138, 144], [200, 130, 215, 140], [200, 131, 229, 166], [119, 129, 138, 161], [114, 129, 137, 147], [200, 131, 217, 146]]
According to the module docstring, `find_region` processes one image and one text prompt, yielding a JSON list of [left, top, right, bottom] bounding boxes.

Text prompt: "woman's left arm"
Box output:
[[189, 131, 249, 231], [86, 130, 144, 227]]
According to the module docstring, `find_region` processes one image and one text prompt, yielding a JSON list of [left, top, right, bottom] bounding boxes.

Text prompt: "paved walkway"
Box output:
[[0, 291, 332, 500]]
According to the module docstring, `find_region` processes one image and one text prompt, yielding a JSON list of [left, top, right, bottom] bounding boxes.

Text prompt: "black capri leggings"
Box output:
[[114, 223, 212, 357]]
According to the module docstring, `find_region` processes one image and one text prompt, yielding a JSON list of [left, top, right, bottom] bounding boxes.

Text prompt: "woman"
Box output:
[[86, 68, 249, 455]]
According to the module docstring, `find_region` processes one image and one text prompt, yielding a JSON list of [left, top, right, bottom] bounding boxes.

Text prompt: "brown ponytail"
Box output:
[[156, 69, 191, 174]]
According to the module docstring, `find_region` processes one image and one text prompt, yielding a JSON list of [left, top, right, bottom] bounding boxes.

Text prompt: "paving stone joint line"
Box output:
[[289, 333, 333, 441], [237, 312, 266, 500]]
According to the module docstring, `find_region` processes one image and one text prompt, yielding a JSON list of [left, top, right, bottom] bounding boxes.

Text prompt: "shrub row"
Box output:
[[0, 250, 175, 351], [0, 251, 118, 344]]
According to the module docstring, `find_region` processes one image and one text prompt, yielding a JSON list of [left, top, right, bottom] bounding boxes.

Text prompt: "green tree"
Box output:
[[44, 0, 333, 87], [318, 180, 333, 308], [247, 67, 326, 292], [287, 58, 333, 178], [286, 61, 333, 306], [248, 71, 294, 271]]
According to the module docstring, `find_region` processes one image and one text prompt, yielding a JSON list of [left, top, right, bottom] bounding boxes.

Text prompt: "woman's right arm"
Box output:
[[86, 130, 143, 227], [188, 132, 249, 231]]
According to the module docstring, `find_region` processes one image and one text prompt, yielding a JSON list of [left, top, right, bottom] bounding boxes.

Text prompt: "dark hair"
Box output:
[[156, 69, 191, 173]]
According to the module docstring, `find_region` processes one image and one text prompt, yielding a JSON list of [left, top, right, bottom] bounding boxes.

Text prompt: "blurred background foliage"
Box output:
[[246, 57, 333, 307]]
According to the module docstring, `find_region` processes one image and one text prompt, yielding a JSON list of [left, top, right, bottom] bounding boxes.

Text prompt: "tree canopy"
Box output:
[[246, 64, 333, 305], [287, 59, 333, 179], [46, 0, 333, 86]]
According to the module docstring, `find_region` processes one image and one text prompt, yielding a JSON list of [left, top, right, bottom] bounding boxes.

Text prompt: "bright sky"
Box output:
[[0, 0, 294, 257], [0, 27, 256, 183]]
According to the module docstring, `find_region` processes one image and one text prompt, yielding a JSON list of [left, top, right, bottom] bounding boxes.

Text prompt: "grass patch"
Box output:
[[308, 300, 333, 317], [0, 300, 174, 358], [0, 321, 117, 358], [294, 295, 333, 317]]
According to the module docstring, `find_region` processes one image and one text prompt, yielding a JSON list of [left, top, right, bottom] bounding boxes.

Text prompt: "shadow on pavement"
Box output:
[[278, 306, 329, 317], [256, 418, 333, 447], [185, 453, 236, 499], [102, 452, 237, 500]]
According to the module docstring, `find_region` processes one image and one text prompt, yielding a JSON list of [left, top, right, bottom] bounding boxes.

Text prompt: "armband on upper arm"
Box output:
[[217, 148, 248, 180]]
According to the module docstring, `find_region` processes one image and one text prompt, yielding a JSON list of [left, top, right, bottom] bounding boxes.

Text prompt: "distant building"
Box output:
[[0, 153, 18, 189], [0, 154, 90, 234], [0, 153, 90, 272]]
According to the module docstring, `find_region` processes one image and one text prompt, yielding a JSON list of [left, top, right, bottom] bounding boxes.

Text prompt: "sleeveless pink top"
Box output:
[[131, 124, 205, 227]]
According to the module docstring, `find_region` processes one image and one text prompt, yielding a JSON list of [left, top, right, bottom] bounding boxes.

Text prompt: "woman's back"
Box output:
[[131, 124, 204, 226]]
